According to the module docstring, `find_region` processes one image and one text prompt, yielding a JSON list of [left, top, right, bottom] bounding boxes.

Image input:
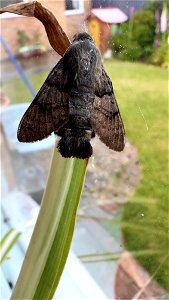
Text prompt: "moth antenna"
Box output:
[[80, 22, 89, 33]]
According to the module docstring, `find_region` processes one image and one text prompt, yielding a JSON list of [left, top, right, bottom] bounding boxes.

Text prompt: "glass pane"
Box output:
[[65, 0, 79, 11]]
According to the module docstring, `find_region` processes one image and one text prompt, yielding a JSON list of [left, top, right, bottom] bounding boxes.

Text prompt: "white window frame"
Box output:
[[64, 0, 84, 16], [0, 0, 27, 19]]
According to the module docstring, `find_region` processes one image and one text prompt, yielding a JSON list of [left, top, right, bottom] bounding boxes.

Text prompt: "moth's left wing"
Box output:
[[17, 57, 70, 142], [91, 66, 125, 151]]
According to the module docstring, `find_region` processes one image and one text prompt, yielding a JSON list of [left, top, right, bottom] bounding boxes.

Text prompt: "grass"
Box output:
[[104, 60, 168, 291], [3, 71, 48, 103], [3, 60, 168, 290]]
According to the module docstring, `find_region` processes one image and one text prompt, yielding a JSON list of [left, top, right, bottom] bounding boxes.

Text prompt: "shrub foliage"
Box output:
[[110, 3, 168, 66]]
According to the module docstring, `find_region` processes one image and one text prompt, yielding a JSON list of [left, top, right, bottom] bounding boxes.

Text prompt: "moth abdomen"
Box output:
[[57, 128, 93, 159]]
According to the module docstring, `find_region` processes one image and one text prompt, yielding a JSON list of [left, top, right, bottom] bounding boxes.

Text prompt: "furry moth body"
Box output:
[[17, 32, 125, 159]]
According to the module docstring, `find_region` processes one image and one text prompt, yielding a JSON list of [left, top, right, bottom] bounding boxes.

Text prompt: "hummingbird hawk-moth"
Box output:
[[17, 32, 125, 159]]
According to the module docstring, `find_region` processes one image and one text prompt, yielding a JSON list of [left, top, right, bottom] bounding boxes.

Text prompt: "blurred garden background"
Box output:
[[1, 0, 168, 299]]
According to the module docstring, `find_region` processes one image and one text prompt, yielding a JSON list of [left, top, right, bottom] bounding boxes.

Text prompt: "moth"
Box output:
[[17, 32, 125, 159]]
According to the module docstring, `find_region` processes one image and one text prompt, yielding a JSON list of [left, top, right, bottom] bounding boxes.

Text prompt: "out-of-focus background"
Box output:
[[0, 0, 168, 299]]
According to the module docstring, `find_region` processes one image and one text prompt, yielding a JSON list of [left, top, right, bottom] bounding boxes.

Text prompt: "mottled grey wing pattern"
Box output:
[[91, 65, 125, 151], [17, 58, 70, 142]]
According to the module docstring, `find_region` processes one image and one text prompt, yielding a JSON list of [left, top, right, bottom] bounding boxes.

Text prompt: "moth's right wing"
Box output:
[[17, 58, 70, 142], [91, 64, 125, 152]]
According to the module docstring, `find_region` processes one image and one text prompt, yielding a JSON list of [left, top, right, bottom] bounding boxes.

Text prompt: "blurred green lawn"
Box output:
[[104, 60, 168, 291], [3, 60, 168, 290]]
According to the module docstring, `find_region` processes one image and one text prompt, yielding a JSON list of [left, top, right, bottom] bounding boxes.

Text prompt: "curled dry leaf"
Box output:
[[0, 1, 71, 56]]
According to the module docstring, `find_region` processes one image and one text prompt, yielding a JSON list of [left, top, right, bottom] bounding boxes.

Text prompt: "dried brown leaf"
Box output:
[[0, 1, 71, 56]]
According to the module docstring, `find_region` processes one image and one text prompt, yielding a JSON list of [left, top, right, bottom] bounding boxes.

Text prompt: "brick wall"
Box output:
[[66, 0, 91, 41], [0, 0, 66, 60], [0, 0, 91, 60]]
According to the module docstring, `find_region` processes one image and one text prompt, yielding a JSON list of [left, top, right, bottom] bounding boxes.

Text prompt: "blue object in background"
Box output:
[[0, 35, 36, 97]]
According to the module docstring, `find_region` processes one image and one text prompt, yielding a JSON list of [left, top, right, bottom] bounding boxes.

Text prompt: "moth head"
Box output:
[[73, 32, 94, 43]]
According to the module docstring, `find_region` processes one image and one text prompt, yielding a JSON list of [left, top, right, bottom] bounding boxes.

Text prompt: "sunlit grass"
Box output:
[[104, 60, 168, 291], [3, 59, 168, 290]]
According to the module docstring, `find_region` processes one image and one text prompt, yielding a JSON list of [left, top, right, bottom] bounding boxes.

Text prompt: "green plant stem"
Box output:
[[11, 142, 88, 300]]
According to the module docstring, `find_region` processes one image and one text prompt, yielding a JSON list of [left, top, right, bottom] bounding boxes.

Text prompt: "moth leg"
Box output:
[[91, 130, 95, 138]]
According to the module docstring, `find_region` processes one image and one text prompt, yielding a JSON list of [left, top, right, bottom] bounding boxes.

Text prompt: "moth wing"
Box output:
[[17, 58, 70, 142], [91, 66, 125, 151]]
